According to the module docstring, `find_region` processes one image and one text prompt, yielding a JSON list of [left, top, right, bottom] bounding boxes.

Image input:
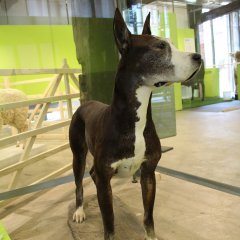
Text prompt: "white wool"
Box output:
[[0, 88, 29, 134]]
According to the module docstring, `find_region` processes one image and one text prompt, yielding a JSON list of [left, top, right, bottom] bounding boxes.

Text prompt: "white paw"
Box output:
[[73, 206, 86, 223]]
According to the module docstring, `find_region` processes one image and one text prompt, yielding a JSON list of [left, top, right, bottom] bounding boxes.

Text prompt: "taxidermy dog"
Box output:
[[69, 8, 201, 240]]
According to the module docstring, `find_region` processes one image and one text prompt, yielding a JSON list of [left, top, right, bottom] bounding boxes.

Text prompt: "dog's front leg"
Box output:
[[95, 169, 115, 240], [140, 163, 158, 240]]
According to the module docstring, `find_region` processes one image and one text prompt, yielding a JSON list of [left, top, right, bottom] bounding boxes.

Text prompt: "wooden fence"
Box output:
[[0, 59, 81, 205]]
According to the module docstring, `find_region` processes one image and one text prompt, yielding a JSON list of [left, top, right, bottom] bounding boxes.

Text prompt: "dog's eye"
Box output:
[[157, 42, 166, 49]]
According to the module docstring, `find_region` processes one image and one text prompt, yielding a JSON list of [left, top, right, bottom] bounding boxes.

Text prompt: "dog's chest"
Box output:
[[111, 86, 152, 178]]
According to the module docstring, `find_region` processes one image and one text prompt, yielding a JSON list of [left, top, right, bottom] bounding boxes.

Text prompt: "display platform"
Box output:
[[68, 195, 160, 240]]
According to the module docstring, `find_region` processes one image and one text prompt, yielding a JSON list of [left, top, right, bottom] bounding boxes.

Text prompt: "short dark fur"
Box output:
[[69, 8, 200, 240]]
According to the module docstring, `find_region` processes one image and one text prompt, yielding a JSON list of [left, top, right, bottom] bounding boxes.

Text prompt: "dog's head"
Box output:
[[113, 8, 201, 87]]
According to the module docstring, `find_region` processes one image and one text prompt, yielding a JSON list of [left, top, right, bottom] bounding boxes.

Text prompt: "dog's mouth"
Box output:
[[185, 69, 199, 82], [154, 65, 201, 87], [154, 82, 166, 87], [184, 64, 202, 83], [154, 81, 173, 87]]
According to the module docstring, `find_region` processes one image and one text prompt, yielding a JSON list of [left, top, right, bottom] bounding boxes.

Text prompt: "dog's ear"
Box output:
[[113, 8, 131, 55], [142, 13, 151, 35]]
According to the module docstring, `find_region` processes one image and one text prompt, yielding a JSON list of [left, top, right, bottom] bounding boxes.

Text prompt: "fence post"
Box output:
[[63, 59, 73, 118]]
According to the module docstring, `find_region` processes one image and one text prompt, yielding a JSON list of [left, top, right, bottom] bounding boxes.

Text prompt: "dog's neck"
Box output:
[[111, 69, 152, 132]]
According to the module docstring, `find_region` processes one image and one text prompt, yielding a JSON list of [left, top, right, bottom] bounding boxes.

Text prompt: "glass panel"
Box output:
[[212, 15, 233, 97], [230, 11, 240, 52], [152, 85, 176, 139]]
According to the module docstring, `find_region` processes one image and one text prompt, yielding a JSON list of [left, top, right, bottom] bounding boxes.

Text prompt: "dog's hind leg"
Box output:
[[69, 112, 88, 223]]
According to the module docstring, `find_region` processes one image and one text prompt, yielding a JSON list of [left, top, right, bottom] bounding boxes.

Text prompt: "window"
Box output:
[[0, 0, 71, 25]]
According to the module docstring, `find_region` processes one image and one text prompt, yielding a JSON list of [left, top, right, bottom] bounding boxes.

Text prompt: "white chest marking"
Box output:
[[111, 86, 152, 177]]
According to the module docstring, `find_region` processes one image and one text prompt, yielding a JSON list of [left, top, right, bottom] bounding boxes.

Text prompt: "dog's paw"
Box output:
[[73, 206, 86, 223]]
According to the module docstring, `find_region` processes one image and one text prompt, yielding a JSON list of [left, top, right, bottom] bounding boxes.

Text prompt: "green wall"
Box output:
[[0, 25, 80, 95], [168, 13, 178, 47]]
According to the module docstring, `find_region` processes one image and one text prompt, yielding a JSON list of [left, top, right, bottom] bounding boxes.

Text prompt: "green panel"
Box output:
[[238, 65, 240, 97], [167, 13, 182, 110], [204, 68, 220, 97], [159, 13, 178, 46], [177, 28, 195, 51], [0, 25, 80, 95], [168, 13, 178, 47], [158, 13, 165, 37], [173, 83, 183, 111], [72, 18, 119, 104]]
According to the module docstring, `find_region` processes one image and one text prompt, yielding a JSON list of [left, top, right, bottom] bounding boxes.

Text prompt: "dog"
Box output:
[[230, 51, 240, 100], [181, 59, 205, 101], [69, 8, 201, 240]]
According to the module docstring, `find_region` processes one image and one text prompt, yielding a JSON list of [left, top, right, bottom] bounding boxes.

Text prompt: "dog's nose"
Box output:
[[192, 53, 201, 63]]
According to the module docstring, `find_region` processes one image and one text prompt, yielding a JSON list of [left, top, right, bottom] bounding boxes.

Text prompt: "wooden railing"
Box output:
[[0, 59, 81, 204]]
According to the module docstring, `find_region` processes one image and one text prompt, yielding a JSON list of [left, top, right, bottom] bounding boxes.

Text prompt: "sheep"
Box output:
[[0, 88, 29, 147]]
